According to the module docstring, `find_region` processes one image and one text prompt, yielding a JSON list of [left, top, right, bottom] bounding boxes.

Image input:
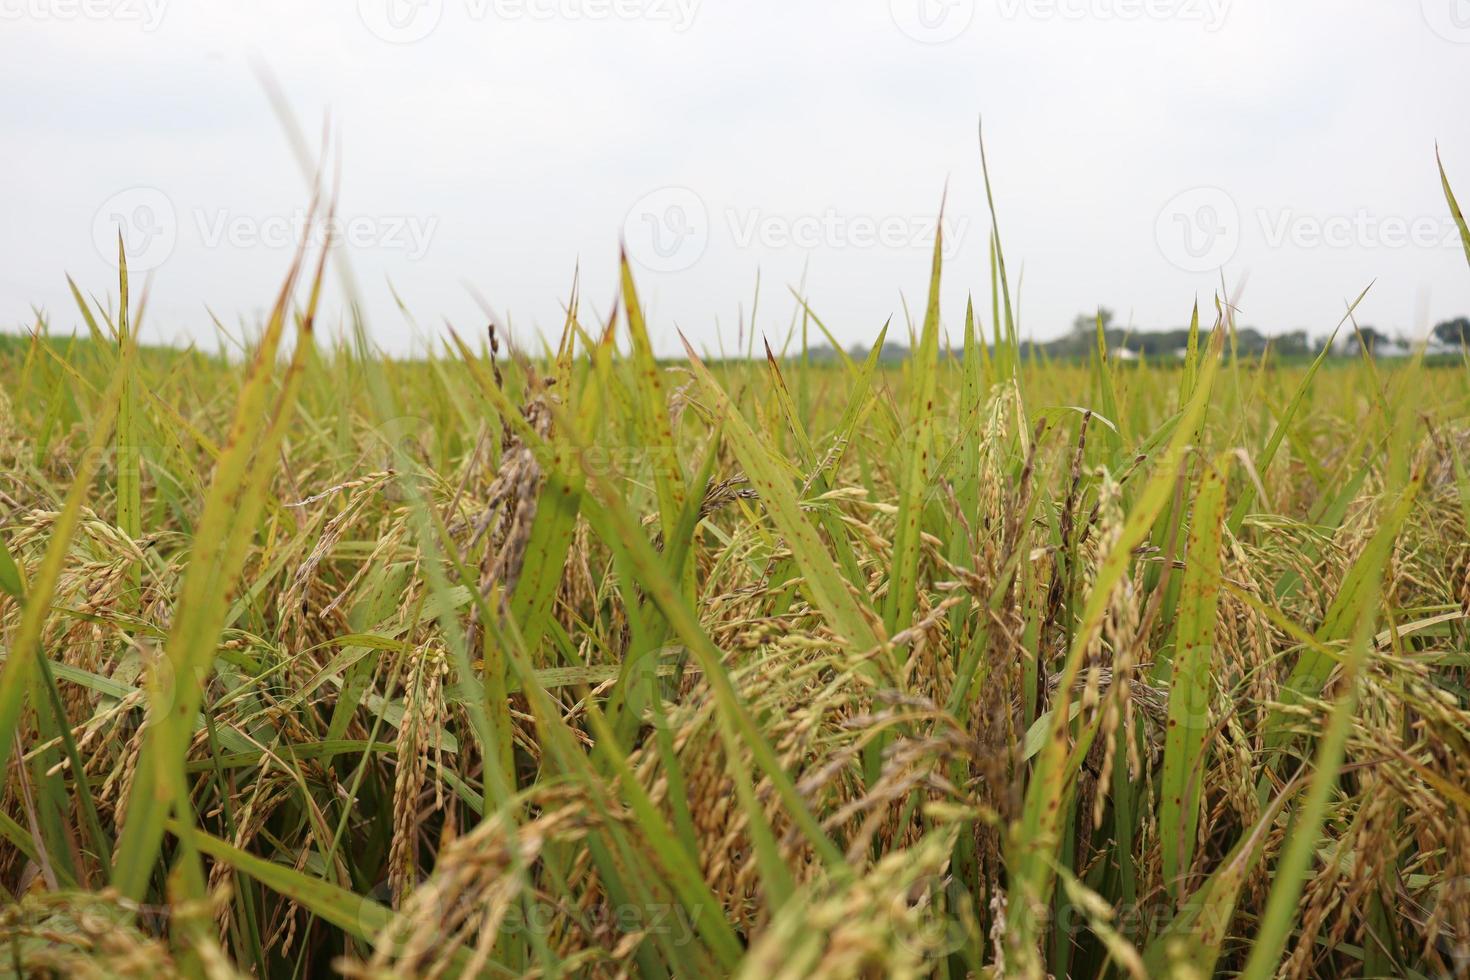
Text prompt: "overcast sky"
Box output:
[[3, 0, 1469, 355]]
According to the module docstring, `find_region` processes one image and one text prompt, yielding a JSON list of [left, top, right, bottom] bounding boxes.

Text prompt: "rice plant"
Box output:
[[2, 155, 1470, 978]]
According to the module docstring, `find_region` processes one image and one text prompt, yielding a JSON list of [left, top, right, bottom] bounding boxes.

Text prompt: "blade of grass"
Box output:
[[1239, 606, 1379, 980], [115, 236, 142, 598], [1438, 146, 1470, 269], [1159, 451, 1230, 896], [113, 228, 321, 900], [885, 197, 945, 638]]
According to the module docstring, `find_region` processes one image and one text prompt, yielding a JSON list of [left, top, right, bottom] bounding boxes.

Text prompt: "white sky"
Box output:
[[3, 0, 1470, 356]]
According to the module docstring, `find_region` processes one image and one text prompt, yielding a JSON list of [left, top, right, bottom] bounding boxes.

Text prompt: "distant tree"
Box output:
[[1235, 327, 1268, 353], [1432, 316, 1470, 348], [1276, 330, 1310, 355], [1345, 325, 1391, 354], [1133, 328, 1191, 356], [1072, 307, 1114, 337]]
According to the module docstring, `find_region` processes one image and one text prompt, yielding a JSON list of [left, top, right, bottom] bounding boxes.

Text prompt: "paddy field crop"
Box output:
[[2, 159, 1470, 978]]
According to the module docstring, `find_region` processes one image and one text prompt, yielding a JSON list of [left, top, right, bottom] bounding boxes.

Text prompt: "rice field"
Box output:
[[2, 160, 1470, 979]]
